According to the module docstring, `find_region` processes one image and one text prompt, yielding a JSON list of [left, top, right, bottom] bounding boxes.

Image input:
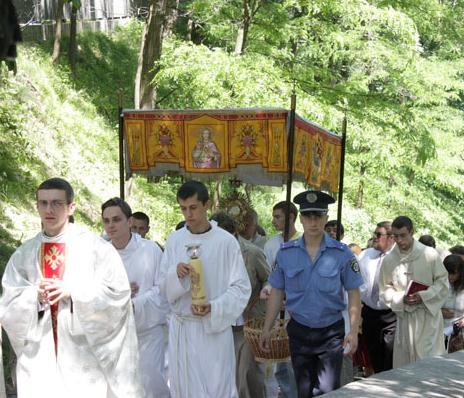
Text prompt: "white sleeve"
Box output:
[[132, 244, 169, 328]]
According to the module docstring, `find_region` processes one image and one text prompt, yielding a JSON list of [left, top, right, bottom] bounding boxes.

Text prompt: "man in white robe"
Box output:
[[379, 216, 449, 368], [161, 180, 251, 398], [102, 197, 170, 398], [0, 177, 142, 398]]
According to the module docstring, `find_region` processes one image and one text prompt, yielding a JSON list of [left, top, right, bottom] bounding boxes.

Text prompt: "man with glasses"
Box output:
[[359, 221, 396, 373], [0, 178, 142, 397], [378, 216, 449, 367]]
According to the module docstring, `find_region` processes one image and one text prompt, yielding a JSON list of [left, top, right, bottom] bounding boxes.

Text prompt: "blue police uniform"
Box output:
[[267, 190, 363, 398], [269, 233, 363, 397], [269, 234, 363, 328]]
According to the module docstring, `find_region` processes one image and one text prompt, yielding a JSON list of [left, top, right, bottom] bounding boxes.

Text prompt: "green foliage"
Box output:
[[153, 40, 292, 109], [157, 1, 464, 246], [1, 2, 463, 263], [0, 43, 123, 264], [69, 21, 142, 117]]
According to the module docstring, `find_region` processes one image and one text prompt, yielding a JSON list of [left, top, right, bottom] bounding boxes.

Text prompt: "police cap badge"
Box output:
[[293, 190, 335, 214]]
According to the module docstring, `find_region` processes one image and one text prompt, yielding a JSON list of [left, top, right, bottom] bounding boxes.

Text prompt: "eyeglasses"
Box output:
[[373, 232, 388, 238], [37, 200, 67, 210]]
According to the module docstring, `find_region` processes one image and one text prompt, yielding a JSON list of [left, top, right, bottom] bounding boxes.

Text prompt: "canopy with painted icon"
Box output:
[[123, 108, 341, 194]]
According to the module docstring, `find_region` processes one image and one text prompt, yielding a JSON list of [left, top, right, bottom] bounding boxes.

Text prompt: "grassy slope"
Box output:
[[0, 23, 463, 272], [0, 23, 149, 267]]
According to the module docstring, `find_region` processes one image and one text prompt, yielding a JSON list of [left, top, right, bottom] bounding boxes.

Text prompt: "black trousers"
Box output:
[[361, 305, 396, 373], [287, 318, 344, 398]]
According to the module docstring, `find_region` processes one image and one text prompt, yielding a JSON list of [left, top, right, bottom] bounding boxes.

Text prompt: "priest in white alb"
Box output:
[[0, 178, 142, 398], [102, 197, 170, 398], [379, 216, 449, 368], [161, 180, 251, 398]]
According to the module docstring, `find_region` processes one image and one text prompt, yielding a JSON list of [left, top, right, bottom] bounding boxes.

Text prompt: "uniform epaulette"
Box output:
[[280, 240, 299, 250], [330, 240, 346, 251]]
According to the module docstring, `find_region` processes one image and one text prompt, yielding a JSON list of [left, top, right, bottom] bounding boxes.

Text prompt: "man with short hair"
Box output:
[[161, 180, 251, 398], [260, 191, 363, 397], [379, 216, 449, 367], [261, 200, 300, 398], [102, 198, 170, 398], [449, 245, 464, 261], [131, 211, 164, 251], [359, 221, 396, 373], [0, 178, 142, 397], [419, 234, 449, 261], [263, 201, 300, 271], [324, 219, 344, 241], [239, 209, 267, 249], [131, 211, 151, 238]]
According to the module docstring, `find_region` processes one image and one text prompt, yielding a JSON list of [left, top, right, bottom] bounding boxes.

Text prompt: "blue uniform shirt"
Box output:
[[268, 233, 363, 328]]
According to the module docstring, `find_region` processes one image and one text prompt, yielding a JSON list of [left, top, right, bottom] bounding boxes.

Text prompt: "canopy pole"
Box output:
[[284, 94, 297, 242], [118, 92, 125, 200], [336, 113, 347, 241]]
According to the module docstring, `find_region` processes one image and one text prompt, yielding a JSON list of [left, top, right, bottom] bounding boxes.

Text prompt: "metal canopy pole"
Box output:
[[336, 113, 347, 241], [118, 92, 125, 200], [284, 94, 297, 242]]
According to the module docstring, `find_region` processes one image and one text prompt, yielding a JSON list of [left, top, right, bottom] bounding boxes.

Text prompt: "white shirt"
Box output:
[[359, 247, 393, 310], [264, 231, 301, 270], [442, 288, 464, 334]]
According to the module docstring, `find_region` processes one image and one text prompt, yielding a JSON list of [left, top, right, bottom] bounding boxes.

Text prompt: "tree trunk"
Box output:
[[163, 0, 178, 38], [134, 0, 169, 110], [69, 4, 77, 75], [52, 0, 64, 64], [234, 0, 250, 55]]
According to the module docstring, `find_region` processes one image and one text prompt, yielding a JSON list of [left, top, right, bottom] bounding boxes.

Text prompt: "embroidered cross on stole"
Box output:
[[41, 242, 66, 356]]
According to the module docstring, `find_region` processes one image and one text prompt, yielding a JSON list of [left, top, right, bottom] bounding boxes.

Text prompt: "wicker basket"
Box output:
[[244, 316, 291, 363]]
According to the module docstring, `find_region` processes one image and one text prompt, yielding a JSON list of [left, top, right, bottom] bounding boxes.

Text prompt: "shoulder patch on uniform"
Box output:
[[328, 239, 345, 251], [351, 258, 360, 273], [281, 240, 299, 250], [335, 241, 345, 250]]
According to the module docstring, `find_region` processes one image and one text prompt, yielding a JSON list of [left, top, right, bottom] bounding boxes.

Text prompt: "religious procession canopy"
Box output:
[[123, 108, 342, 194]]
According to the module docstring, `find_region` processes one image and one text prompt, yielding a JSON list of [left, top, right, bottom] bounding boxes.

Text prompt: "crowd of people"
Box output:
[[0, 176, 462, 398]]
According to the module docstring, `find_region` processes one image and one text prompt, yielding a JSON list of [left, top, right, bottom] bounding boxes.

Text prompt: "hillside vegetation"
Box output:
[[0, 13, 463, 271]]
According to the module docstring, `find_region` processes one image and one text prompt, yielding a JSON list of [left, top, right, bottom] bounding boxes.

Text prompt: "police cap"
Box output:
[[293, 190, 335, 215]]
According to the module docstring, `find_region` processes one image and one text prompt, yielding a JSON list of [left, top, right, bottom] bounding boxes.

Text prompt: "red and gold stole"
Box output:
[[41, 242, 66, 356]]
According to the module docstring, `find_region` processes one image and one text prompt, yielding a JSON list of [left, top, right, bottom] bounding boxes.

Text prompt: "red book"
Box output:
[[406, 280, 429, 296]]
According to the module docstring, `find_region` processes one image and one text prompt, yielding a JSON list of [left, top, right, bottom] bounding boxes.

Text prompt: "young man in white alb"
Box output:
[[161, 180, 251, 398], [0, 178, 142, 398], [102, 197, 170, 398]]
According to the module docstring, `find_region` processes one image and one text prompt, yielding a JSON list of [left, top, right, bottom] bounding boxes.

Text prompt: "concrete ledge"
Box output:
[[324, 351, 464, 398]]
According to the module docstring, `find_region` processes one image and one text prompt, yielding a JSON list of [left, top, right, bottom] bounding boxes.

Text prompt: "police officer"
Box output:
[[259, 190, 363, 398]]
